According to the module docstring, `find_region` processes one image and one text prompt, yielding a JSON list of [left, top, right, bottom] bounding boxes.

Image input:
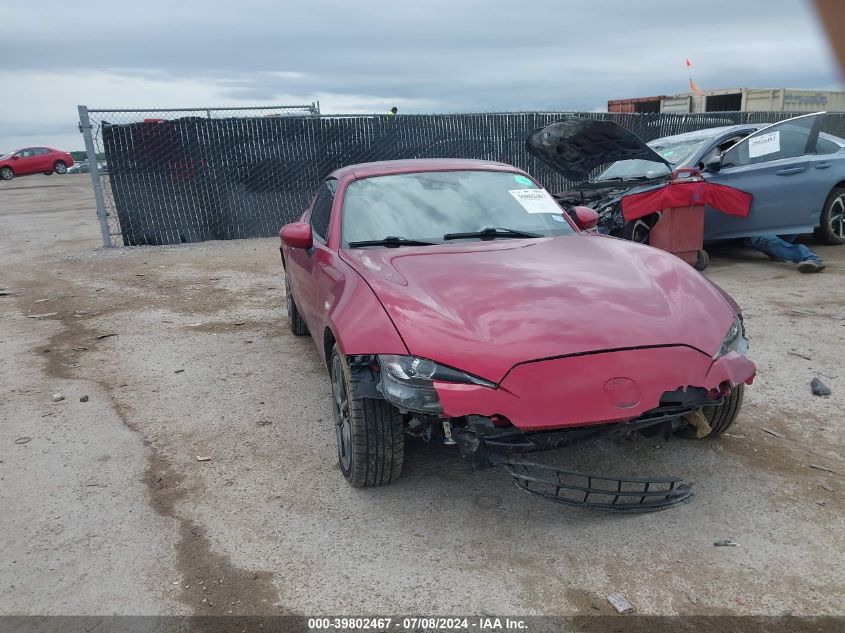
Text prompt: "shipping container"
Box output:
[[648, 88, 845, 113], [607, 96, 664, 113]]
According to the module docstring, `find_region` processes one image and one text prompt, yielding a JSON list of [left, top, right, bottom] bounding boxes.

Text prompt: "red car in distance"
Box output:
[[279, 159, 755, 494], [0, 147, 74, 181]]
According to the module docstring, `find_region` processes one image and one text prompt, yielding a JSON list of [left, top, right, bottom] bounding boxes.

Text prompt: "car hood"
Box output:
[[526, 117, 671, 181], [340, 235, 736, 383]]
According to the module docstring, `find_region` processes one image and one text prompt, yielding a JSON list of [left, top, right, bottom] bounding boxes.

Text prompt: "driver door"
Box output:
[[285, 179, 337, 331], [703, 113, 825, 240]]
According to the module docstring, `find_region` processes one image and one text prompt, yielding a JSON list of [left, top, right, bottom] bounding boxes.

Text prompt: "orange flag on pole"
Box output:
[[685, 58, 702, 94]]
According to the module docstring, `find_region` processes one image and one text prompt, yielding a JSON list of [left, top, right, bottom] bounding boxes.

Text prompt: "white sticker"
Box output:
[[509, 188, 562, 214], [748, 131, 780, 158]]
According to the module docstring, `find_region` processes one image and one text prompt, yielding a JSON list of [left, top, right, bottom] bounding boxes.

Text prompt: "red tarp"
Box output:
[[621, 179, 752, 222]]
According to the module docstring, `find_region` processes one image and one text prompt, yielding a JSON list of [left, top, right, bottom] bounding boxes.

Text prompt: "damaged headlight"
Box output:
[[377, 355, 495, 414], [713, 315, 748, 359]]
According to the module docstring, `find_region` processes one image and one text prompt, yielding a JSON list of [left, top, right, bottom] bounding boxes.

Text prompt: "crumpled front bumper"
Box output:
[[434, 346, 755, 431]]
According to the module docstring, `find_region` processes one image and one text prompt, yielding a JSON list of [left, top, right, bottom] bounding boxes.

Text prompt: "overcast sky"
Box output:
[[2, 0, 842, 152]]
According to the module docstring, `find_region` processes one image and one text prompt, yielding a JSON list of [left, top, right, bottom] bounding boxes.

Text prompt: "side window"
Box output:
[[816, 137, 842, 155], [310, 179, 336, 241], [722, 114, 820, 168]]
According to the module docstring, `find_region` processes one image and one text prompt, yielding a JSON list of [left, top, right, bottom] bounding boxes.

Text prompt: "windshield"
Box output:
[[593, 137, 711, 182], [341, 170, 575, 247]]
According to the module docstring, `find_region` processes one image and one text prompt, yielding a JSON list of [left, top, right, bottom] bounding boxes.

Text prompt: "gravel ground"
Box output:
[[1, 175, 843, 617]]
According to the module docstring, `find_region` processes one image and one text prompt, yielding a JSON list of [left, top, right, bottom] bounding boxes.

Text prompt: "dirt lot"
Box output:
[[1, 175, 843, 617]]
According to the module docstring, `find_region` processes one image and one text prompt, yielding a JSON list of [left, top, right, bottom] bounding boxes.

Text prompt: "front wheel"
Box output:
[[678, 384, 745, 438], [330, 345, 404, 487], [814, 187, 845, 245], [54, 161, 68, 175], [43, 171, 54, 176], [621, 214, 658, 244], [0, 166, 13, 181]]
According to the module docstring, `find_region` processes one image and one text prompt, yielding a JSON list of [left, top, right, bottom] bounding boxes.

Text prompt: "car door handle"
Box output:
[[814, 162, 831, 170], [775, 167, 806, 175]]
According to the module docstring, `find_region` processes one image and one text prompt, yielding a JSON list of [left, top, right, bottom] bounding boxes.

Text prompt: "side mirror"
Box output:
[[279, 222, 313, 249], [705, 156, 722, 172], [571, 206, 599, 231], [12, 155, 19, 160]]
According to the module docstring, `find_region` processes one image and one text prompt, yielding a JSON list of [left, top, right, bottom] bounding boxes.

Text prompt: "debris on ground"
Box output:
[[714, 540, 739, 547], [52, 393, 65, 402], [760, 427, 786, 439], [684, 409, 711, 438], [14, 437, 32, 445], [27, 312, 58, 319], [606, 593, 635, 614], [196, 456, 212, 462], [95, 333, 118, 340], [174, 369, 185, 374], [809, 464, 836, 474], [79, 395, 89, 402], [787, 349, 812, 360], [821, 484, 835, 492], [810, 378, 831, 396], [72, 346, 87, 351]]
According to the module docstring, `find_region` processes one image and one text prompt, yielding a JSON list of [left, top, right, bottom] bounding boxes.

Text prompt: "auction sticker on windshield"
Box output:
[[748, 131, 780, 158], [509, 188, 562, 214]]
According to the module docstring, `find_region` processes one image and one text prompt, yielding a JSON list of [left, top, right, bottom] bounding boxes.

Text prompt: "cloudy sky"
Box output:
[[2, 0, 842, 151]]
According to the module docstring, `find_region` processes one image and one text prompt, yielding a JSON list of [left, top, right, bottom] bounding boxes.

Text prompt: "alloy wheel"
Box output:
[[830, 194, 845, 240], [331, 355, 352, 473], [630, 218, 651, 244], [0, 167, 13, 181], [55, 162, 67, 174]]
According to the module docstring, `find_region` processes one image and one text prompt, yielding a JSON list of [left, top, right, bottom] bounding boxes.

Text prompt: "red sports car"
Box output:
[[279, 159, 755, 490], [0, 147, 74, 181]]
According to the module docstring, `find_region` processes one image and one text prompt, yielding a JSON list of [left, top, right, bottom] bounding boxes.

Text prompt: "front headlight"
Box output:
[[714, 315, 748, 359], [378, 355, 495, 414]]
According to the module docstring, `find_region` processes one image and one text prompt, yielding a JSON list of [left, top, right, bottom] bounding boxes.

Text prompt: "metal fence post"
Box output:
[[77, 105, 112, 247]]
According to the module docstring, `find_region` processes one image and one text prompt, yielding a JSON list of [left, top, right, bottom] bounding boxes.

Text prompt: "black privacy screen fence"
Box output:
[[91, 109, 845, 246]]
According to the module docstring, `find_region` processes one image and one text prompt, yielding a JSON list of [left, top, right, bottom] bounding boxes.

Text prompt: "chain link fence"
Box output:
[[78, 106, 845, 247]]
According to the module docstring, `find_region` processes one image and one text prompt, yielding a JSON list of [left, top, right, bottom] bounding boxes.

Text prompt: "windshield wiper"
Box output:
[[347, 236, 437, 248], [594, 176, 651, 183], [443, 227, 542, 241]]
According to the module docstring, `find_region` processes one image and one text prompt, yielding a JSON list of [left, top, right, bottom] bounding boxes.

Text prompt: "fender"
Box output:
[[322, 255, 408, 361]]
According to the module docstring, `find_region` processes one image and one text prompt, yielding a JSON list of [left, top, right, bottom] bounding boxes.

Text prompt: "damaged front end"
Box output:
[[345, 350, 749, 512]]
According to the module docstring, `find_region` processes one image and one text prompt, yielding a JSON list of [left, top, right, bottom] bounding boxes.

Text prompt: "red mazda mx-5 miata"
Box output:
[[279, 159, 755, 489]]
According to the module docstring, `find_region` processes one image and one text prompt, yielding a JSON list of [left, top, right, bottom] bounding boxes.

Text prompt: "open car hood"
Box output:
[[525, 117, 671, 181]]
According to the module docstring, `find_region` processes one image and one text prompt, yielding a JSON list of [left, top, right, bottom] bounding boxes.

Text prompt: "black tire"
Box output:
[[0, 166, 13, 181], [330, 345, 404, 487], [43, 171, 54, 176], [621, 214, 658, 244], [814, 187, 845, 245], [678, 384, 744, 438], [54, 161, 68, 175], [694, 249, 710, 271], [285, 275, 308, 336]]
